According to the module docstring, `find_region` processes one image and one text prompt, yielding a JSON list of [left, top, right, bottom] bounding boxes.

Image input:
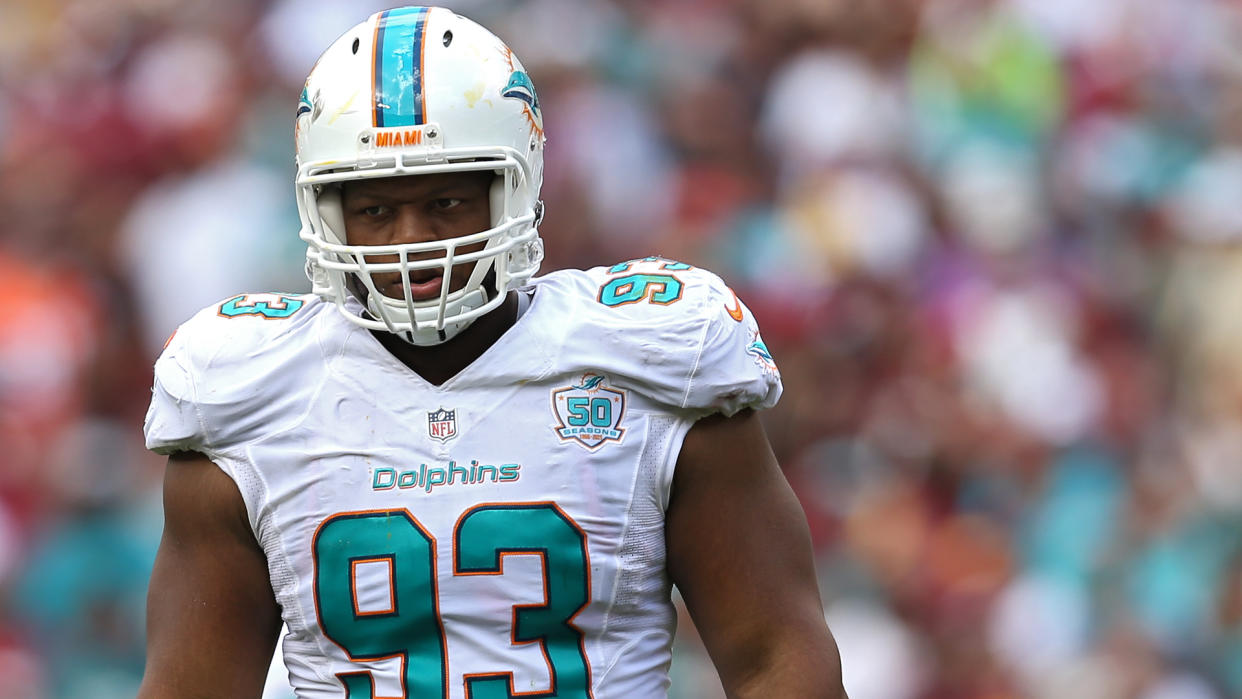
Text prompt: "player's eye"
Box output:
[[361, 205, 389, 217], [432, 198, 462, 210]]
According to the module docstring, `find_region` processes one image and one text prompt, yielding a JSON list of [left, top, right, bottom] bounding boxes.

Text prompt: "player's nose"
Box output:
[[389, 206, 440, 246]]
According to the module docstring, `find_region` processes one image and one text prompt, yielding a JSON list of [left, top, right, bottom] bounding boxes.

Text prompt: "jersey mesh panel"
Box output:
[[611, 415, 676, 627], [238, 458, 308, 638]]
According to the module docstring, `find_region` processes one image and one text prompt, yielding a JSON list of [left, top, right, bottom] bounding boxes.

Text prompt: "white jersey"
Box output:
[[144, 259, 781, 699]]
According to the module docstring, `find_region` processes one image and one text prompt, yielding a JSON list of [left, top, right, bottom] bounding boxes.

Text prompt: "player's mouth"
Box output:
[[404, 274, 443, 300], [381, 269, 444, 301]]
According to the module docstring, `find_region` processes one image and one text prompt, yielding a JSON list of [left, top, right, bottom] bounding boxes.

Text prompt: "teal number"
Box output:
[[313, 506, 592, 698], [338, 673, 377, 698], [598, 274, 683, 307], [591, 398, 611, 426], [218, 294, 304, 319], [566, 397, 590, 426], [455, 504, 592, 699], [567, 397, 613, 427], [599, 257, 689, 307], [607, 256, 692, 274], [313, 511, 447, 698]]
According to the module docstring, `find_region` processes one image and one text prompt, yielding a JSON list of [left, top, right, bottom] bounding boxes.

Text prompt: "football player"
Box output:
[[139, 6, 845, 698]]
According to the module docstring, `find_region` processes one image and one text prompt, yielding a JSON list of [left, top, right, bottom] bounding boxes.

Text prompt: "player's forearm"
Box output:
[[727, 670, 847, 699], [139, 647, 273, 699], [716, 625, 847, 699], [138, 677, 254, 699]]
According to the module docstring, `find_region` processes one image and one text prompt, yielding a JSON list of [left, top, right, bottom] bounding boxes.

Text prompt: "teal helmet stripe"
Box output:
[[373, 6, 430, 127]]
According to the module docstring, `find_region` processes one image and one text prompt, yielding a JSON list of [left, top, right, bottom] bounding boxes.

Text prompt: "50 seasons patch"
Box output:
[[552, 373, 627, 452]]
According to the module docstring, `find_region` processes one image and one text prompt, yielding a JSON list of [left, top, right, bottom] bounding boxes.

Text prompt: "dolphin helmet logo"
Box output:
[[296, 84, 313, 118], [502, 70, 541, 119], [295, 84, 315, 151]]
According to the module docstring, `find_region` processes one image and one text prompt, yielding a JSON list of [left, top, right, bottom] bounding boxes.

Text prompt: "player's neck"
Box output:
[[369, 291, 519, 386]]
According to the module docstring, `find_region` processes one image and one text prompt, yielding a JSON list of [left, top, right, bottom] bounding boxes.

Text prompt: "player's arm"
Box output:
[[666, 409, 846, 698], [139, 451, 282, 699]]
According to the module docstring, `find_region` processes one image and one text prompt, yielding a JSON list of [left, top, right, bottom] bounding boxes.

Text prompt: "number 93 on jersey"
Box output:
[[312, 503, 592, 698]]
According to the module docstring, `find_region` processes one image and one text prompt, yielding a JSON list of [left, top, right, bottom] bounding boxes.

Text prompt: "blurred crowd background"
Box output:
[[2, 0, 1242, 696]]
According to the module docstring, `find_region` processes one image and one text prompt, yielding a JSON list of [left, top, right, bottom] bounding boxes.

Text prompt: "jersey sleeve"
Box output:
[[556, 262, 783, 418], [679, 276, 782, 416], [142, 292, 321, 457], [144, 326, 210, 455]]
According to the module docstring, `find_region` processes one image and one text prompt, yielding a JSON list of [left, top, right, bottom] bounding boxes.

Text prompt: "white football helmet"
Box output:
[[295, 6, 545, 345]]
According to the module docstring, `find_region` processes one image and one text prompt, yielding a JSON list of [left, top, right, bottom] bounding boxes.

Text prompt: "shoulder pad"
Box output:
[[144, 292, 325, 455], [541, 258, 782, 416]]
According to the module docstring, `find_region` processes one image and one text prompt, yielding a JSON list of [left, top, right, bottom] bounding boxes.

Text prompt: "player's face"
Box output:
[[340, 171, 494, 301]]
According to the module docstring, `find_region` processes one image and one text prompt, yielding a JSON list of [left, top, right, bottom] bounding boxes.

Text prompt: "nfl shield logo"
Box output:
[[428, 408, 457, 443]]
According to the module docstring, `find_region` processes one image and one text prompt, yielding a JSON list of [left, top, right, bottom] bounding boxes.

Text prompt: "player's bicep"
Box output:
[[140, 451, 281, 699], [666, 410, 845, 698]]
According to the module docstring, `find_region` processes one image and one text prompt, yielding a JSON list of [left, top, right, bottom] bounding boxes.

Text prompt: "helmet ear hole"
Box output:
[[442, 30, 453, 47]]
